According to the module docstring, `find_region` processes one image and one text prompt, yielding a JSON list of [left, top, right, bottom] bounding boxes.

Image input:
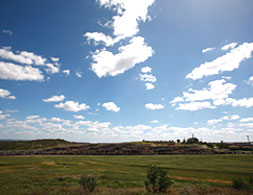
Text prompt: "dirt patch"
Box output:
[[168, 175, 232, 184], [41, 161, 56, 166]]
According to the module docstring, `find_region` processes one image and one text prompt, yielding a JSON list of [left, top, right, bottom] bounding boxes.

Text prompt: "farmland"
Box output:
[[0, 155, 252, 194]]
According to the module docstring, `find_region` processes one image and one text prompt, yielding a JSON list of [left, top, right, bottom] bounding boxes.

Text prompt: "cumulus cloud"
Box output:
[[141, 66, 152, 73], [0, 88, 16, 99], [75, 72, 82, 78], [55, 101, 90, 112], [171, 79, 236, 110], [208, 115, 240, 125], [221, 42, 237, 51], [139, 66, 156, 90], [202, 47, 215, 53], [177, 101, 215, 111], [86, 0, 155, 45], [63, 69, 70, 75], [0, 61, 44, 81], [240, 117, 253, 123], [74, 115, 85, 120], [91, 36, 153, 77], [3, 29, 13, 36], [224, 97, 253, 108], [0, 111, 10, 120], [170, 97, 184, 104], [186, 42, 253, 80], [183, 79, 236, 102], [150, 120, 159, 124], [145, 103, 164, 110], [84, 32, 116, 47], [145, 83, 155, 90], [42, 95, 65, 102], [0, 47, 60, 74], [246, 76, 253, 86], [50, 57, 59, 62], [26, 115, 40, 120], [139, 73, 156, 83], [102, 102, 120, 112], [0, 48, 45, 65]]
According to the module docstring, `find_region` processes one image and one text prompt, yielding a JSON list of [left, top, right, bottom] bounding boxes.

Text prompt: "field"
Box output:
[[0, 155, 253, 194]]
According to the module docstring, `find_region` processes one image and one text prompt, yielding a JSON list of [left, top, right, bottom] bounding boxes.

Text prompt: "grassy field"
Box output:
[[0, 155, 252, 194]]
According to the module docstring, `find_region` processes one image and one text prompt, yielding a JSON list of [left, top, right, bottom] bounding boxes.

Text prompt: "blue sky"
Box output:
[[0, 0, 253, 142]]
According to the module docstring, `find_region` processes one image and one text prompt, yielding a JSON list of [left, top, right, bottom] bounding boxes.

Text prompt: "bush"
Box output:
[[248, 176, 253, 185], [79, 174, 97, 193], [232, 178, 245, 190], [145, 164, 173, 193]]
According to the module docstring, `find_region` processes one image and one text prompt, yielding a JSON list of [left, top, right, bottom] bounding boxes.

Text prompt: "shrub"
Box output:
[[79, 174, 97, 193], [145, 164, 173, 193], [248, 176, 253, 185], [232, 178, 245, 190]]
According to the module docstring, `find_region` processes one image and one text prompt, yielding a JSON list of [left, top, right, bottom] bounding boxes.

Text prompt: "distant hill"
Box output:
[[0, 139, 81, 151], [0, 139, 252, 155]]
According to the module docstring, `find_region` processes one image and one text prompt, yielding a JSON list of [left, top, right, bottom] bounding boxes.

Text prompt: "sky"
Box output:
[[0, 0, 253, 143]]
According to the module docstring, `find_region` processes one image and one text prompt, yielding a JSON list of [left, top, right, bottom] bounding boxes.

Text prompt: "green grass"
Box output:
[[0, 155, 252, 194]]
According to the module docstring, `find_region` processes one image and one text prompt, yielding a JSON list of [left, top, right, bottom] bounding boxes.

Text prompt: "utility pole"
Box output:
[[247, 135, 250, 144], [247, 135, 253, 153]]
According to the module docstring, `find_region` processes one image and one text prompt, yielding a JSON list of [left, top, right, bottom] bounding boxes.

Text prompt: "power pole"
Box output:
[[247, 135, 250, 144]]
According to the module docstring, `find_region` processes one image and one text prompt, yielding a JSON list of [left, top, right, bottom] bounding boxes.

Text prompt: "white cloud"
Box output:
[[63, 69, 70, 75], [0, 61, 44, 81], [208, 115, 240, 125], [170, 96, 184, 104], [246, 76, 253, 86], [42, 95, 65, 102], [0, 110, 11, 120], [0, 47, 60, 75], [225, 97, 253, 108], [221, 42, 237, 51], [0, 47, 60, 74], [186, 42, 253, 80], [45, 63, 60, 74], [55, 101, 90, 112], [171, 79, 236, 110], [0, 47, 45, 65], [84, 32, 116, 47], [207, 118, 223, 125], [102, 102, 120, 112], [50, 57, 59, 62], [240, 117, 253, 123], [202, 47, 215, 53], [26, 115, 40, 120], [139, 73, 156, 83], [222, 76, 232, 80], [150, 120, 159, 124], [5, 109, 18, 113], [177, 101, 215, 111], [145, 103, 164, 110], [183, 79, 236, 102], [141, 66, 152, 73], [230, 115, 240, 120], [91, 36, 153, 77], [50, 117, 64, 122], [145, 83, 155, 90], [97, 0, 155, 41], [74, 115, 85, 120], [3, 29, 13, 36], [0, 88, 16, 99], [75, 72, 82, 78]]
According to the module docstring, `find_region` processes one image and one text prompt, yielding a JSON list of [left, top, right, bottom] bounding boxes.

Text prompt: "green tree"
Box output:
[[145, 164, 173, 193]]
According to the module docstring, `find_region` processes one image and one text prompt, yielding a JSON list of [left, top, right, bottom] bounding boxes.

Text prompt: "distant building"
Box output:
[[187, 134, 199, 143]]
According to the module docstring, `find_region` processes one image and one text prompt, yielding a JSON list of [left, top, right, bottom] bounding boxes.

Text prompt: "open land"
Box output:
[[0, 140, 253, 194]]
